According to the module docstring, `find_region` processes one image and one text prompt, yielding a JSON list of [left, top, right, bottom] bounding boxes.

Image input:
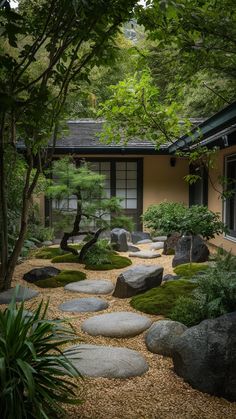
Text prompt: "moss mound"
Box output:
[[35, 244, 81, 260], [173, 263, 209, 279], [85, 253, 132, 271], [35, 270, 86, 288], [52, 253, 81, 263], [130, 280, 197, 316]]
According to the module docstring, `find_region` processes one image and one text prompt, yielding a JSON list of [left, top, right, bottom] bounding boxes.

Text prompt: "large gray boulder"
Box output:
[[172, 312, 236, 401], [172, 235, 209, 267], [64, 344, 149, 378], [110, 228, 129, 252], [145, 320, 187, 356], [82, 311, 152, 338], [131, 231, 151, 244], [113, 265, 163, 298], [23, 266, 61, 283]]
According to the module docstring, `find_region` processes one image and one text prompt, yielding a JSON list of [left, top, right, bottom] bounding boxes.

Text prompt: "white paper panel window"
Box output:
[[127, 171, 137, 180], [116, 190, 126, 197], [127, 162, 137, 170], [127, 199, 137, 209], [127, 189, 137, 199]]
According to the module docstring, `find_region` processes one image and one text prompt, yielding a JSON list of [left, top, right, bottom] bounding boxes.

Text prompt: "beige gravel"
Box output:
[[4, 244, 236, 419]]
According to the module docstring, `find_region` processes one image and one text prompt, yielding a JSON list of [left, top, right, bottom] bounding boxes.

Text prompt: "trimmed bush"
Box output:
[[0, 297, 82, 418], [130, 280, 197, 316], [35, 270, 86, 288], [173, 263, 209, 279]]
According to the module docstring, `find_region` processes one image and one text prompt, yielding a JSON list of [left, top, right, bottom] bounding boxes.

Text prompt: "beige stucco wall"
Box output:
[[143, 155, 189, 211], [208, 145, 236, 254]]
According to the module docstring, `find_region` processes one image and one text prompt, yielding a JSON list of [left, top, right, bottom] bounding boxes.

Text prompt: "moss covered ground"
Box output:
[[35, 244, 81, 259], [173, 263, 209, 279], [130, 280, 197, 316], [35, 270, 86, 288], [52, 251, 132, 270]]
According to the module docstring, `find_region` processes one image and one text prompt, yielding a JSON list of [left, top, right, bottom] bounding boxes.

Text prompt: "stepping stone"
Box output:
[[113, 265, 163, 298], [64, 279, 114, 295], [129, 251, 161, 259], [0, 286, 39, 304], [82, 311, 152, 338], [64, 344, 149, 378], [23, 266, 61, 283], [150, 242, 164, 250], [136, 239, 153, 244], [128, 244, 140, 252], [59, 297, 108, 313], [153, 236, 167, 242]]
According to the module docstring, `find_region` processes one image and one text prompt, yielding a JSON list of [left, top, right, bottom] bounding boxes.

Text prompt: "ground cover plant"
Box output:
[[173, 263, 209, 279], [0, 295, 82, 419], [170, 252, 236, 326], [35, 244, 82, 259], [130, 280, 197, 316], [34, 270, 86, 288]]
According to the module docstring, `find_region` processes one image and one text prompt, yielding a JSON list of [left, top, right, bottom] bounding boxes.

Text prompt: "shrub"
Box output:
[[130, 280, 197, 316], [35, 270, 86, 288], [142, 201, 186, 235], [85, 253, 132, 271], [0, 296, 82, 419], [170, 296, 205, 327], [173, 263, 209, 279], [83, 240, 111, 266]]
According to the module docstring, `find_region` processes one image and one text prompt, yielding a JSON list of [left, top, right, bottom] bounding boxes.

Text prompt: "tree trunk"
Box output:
[[78, 228, 104, 262], [0, 113, 9, 291]]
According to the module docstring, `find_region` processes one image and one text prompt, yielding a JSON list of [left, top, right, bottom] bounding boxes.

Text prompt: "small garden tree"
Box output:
[[47, 158, 133, 262]]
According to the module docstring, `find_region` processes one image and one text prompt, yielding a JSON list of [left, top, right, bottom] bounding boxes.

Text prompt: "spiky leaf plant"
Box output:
[[0, 293, 83, 419]]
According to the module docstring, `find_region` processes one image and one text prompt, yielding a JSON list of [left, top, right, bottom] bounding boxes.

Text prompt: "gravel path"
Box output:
[[4, 245, 236, 419]]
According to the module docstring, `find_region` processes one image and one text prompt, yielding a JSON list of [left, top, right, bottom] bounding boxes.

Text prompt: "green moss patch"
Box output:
[[130, 280, 197, 316], [52, 253, 81, 263], [35, 244, 81, 260], [173, 263, 209, 279], [35, 270, 86, 288], [85, 253, 132, 271]]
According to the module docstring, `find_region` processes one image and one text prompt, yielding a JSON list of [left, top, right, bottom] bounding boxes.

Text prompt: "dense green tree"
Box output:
[[0, 0, 138, 290]]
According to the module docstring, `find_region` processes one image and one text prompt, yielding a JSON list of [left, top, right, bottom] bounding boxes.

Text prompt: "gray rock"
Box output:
[[64, 279, 114, 295], [0, 286, 39, 304], [163, 232, 181, 255], [162, 274, 181, 282], [111, 228, 128, 252], [150, 242, 164, 250], [42, 240, 53, 246], [153, 236, 167, 242], [136, 239, 153, 244], [128, 244, 140, 252], [82, 311, 152, 338], [113, 265, 163, 298], [23, 266, 61, 283], [173, 312, 236, 401], [129, 251, 161, 259], [64, 344, 149, 378], [145, 320, 187, 356], [172, 235, 209, 267], [59, 297, 108, 312], [131, 231, 151, 244]]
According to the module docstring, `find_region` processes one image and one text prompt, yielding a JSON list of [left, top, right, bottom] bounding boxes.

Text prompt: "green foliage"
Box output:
[[52, 253, 81, 264], [170, 251, 236, 326], [35, 244, 81, 259], [142, 202, 187, 235], [130, 280, 197, 316], [85, 253, 132, 271], [142, 202, 226, 239], [0, 296, 82, 419], [173, 263, 209, 279], [83, 240, 112, 267], [35, 270, 86, 288], [110, 214, 134, 232]]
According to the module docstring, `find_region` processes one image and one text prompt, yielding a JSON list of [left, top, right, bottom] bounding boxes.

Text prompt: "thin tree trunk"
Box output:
[[0, 113, 8, 291], [78, 228, 104, 262]]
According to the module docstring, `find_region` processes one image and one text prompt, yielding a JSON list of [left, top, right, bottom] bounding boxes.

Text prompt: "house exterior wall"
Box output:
[[208, 144, 236, 254], [143, 155, 189, 211]]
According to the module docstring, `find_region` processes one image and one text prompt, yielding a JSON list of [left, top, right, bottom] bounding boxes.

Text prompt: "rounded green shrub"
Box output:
[[130, 280, 197, 316], [169, 296, 205, 327], [35, 244, 81, 260], [85, 253, 132, 271], [35, 270, 86, 288]]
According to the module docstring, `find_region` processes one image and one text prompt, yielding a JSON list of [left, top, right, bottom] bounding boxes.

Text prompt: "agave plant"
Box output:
[[0, 293, 83, 419]]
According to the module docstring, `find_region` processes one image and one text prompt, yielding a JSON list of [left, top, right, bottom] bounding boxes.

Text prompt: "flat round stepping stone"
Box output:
[[59, 297, 108, 313], [64, 280, 114, 295], [150, 242, 164, 250], [0, 286, 39, 304], [129, 251, 161, 259], [82, 311, 152, 337], [136, 239, 153, 244], [64, 344, 149, 378]]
